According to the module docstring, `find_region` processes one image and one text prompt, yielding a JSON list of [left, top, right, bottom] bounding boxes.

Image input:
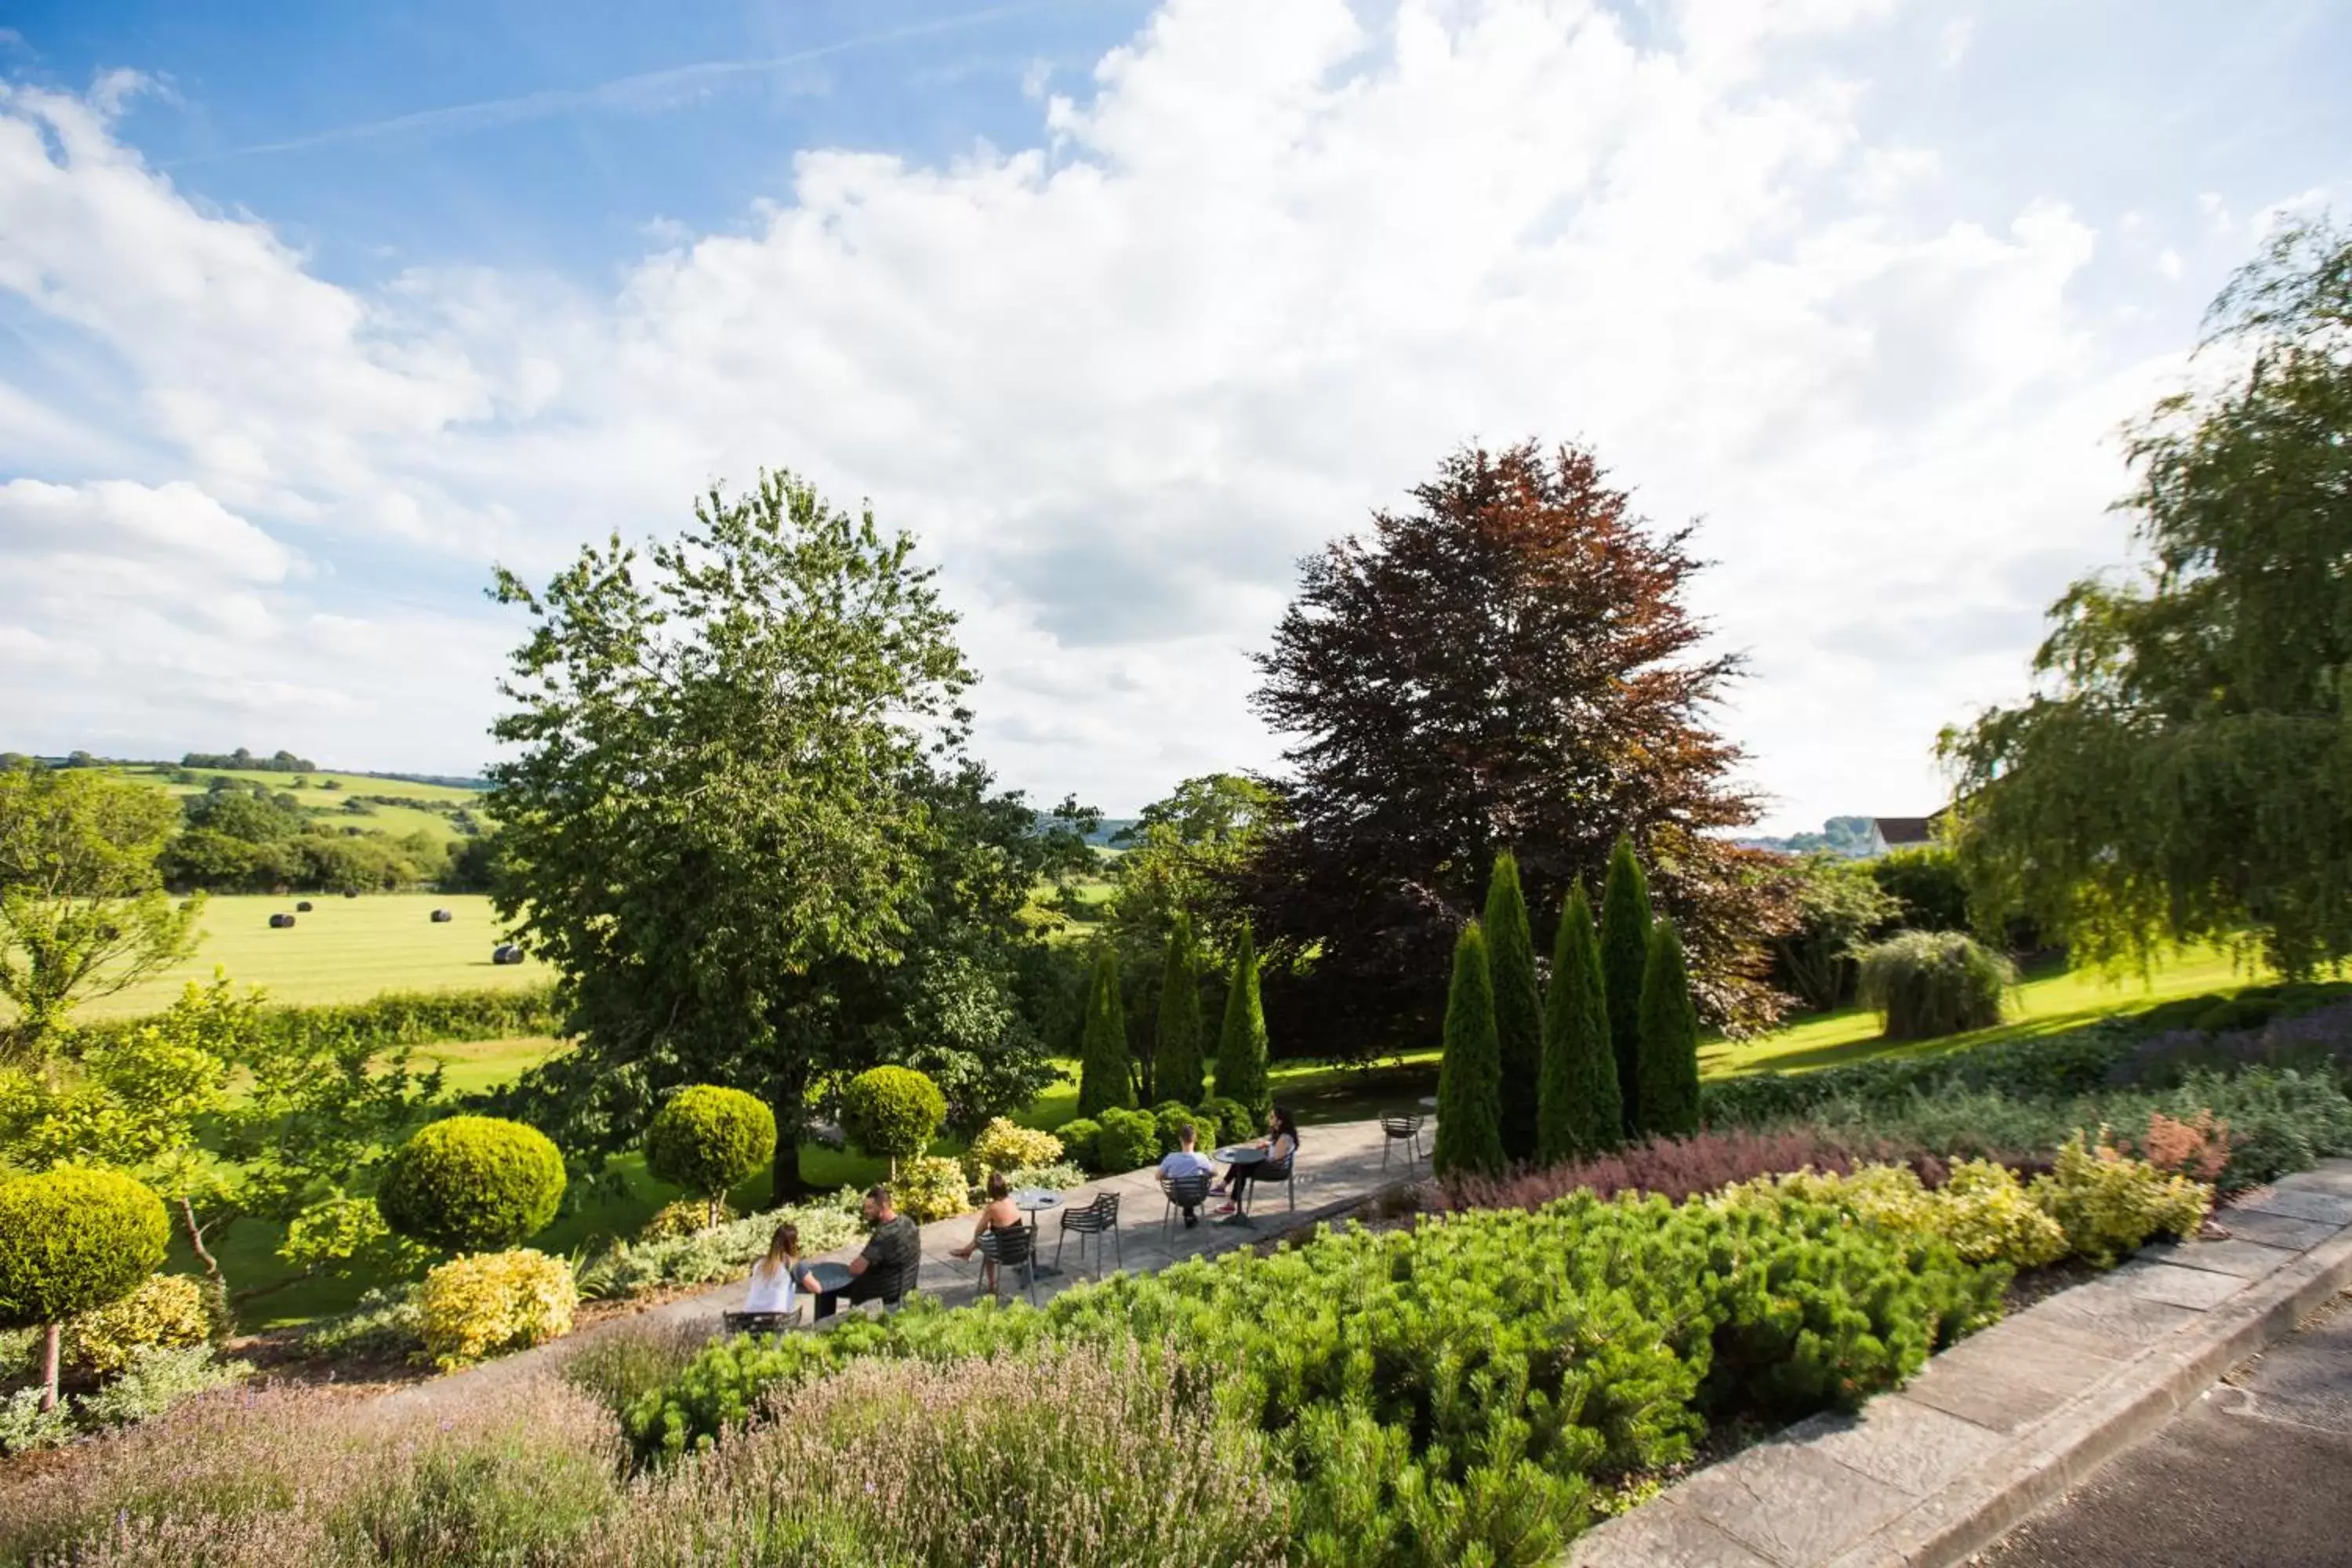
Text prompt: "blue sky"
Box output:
[[0, 0, 2347, 829]]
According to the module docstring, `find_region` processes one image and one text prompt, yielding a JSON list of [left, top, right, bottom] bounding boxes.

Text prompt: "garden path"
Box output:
[[375, 1112, 1430, 1414]]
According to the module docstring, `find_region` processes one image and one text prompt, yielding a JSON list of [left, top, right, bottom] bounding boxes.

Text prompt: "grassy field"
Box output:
[[100, 764, 487, 844], [1700, 946, 2265, 1077], [82, 893, 551, 1018]]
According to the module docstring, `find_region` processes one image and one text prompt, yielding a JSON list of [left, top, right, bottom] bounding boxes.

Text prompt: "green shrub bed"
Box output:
[[626, 1189, 2007, 1563], [70, 985, 561, 1057]]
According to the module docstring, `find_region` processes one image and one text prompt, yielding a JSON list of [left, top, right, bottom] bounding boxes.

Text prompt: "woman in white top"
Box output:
[[743, 1222, 800, 1317]]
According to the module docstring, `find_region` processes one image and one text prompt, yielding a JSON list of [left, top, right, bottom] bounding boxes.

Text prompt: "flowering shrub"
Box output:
[[299, 1286, 425, 1361], [2029, 1129, 2211, 1268], [1443, 1127, 1878, 1212], [1002, 1161, 1088, 1192], [2133, 1109, 2230, 1181], [964, 1117, 1063, 1179], [0, 1386, 73, 1456], [890, 1156, 974, 1224], [417, 1247, 578, 1370], [66, 1272, 216, 1377], [78, 1344, 252, 1428]]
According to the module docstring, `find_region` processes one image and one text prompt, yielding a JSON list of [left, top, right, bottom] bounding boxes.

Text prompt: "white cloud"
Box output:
[[0, 0, 2292, 827]]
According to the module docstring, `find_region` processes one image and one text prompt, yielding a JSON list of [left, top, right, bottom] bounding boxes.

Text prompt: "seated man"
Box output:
[[1157, 1121, 1218, 1228], [798, 1183, 921, 1321]]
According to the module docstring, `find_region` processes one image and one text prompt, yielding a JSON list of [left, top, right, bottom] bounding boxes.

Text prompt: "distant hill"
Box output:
[[1740, 815, 1875, 858]]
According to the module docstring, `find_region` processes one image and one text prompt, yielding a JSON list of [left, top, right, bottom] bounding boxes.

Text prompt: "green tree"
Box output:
[[837, 1066, 947, 1175], [1075, 948, 1135, 1116], [1598, 836, 1653, 1136], [0, 762, 203, 1062], [1771, 856, 1904, 1011], [1154, 912, 1205, 1105], [1481, 851, 1542, 1163], [485, 471, 974, 1201], [1943, 221, 2352, 976], [1212, 924, 1271, 1122], [1635, 920, 1700, 1138], [1537, 882, 1619, 1162], [1432, 920, 1504, 1178], [0, 1167, 167, 1409], [644, 1085, 777, 1225]]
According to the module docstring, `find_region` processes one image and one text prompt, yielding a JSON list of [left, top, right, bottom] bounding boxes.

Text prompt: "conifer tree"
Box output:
[[1076, 946, 1135, 1116], [1482, 851, 1542, 1163], [1155, 912, 1205, 1105], [1538, 881, 1620, 1162], [1599, 834, 1654, 1136], [1433, 920, 1505, 1177], [1636, 918, 1701, 1137], [1212, 924, 1271, 1121]]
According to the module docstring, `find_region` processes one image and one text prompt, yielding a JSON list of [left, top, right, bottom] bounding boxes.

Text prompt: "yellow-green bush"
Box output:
[[418, 1248, 577, 1370], [963, 1118, 1063, 1181], [1720, 1161, 2067, 1270], [66, 1272, 215, 1377], [637, 1198, 731, 1243], [890, 1156, 973, 1224], [2029, 1129, 2211, 1268]]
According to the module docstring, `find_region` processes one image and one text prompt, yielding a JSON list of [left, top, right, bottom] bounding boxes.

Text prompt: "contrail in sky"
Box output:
[[172, 1, 1084, 165]]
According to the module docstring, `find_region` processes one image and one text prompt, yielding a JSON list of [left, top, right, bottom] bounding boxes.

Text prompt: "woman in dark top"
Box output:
[[1215, 1105, 1298, 1217]]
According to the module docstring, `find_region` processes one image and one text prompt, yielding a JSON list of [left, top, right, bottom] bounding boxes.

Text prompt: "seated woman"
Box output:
[[1216, 1105, 1299, 1217], [949, 1171, 1024, 1292], [742, 1222, 800, 1319]]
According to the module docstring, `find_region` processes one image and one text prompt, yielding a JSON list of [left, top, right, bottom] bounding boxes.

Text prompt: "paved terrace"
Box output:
[[378, 1112, 1428, 1412]]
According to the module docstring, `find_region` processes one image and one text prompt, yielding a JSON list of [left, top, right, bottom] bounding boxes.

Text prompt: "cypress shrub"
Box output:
[[1213, 925, 1272, 1122], [839, 1067, 949, 1174], [1432, 920, 1506, 1178], [0, 1169, 169, 1410], [644, 1085, 777, 1225], [1076, 947, 1136, 1116], [1539, 881, 1621, 1161], [378, 1115, 567, 1254], [1483, 851, 1543, 1163], [1599, 835, 1654, 1136], [1154, 913, 1206, 1107], [1856, 931, 2013, 1040], [1637, 920, 1701, 1138]]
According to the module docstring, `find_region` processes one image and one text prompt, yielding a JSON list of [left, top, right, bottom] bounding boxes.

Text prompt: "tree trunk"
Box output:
[[769, 1049, 811, 1207], [178, 1196, 236, 1336], [38, 1323, 60, 1411]]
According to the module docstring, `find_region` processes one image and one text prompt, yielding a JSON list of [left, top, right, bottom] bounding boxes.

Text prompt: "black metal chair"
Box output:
[[1056, 1192, 1123, 1273], [975, 1223, 1038, 1305], [1243, 1149, 1296, 1215], [720, 1309, 800, 1338], [1381, 1114, 1426, 1167], [1159, 1171, 1214, 1236]]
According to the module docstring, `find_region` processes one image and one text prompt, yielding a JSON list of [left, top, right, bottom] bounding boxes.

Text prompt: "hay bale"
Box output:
[[268, 913, 296, 929], [492, 944, 523, 966], [295, 900, 314, 912], [430, 908, 453, 923], [343, 890, 360, 899]]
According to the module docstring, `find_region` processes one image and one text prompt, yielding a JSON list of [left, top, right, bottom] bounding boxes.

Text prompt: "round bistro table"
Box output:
[[1011, 1189, 1067, 1277], [1212, 1145, 1268, 1225]]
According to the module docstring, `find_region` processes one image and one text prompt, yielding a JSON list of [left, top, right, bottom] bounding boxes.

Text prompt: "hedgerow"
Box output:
[[70, 985, 561, 1057]]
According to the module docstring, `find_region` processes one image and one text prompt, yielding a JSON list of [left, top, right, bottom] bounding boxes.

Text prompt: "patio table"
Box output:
[[1211, 1145, 1268, 1225], [1011, 1188, 1068, 1278]]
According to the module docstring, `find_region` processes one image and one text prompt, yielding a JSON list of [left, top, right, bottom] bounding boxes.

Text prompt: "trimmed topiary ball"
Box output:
[[378, 1116, 566, 1254], [838, 1066, 947, 1171], [644, 1085, 776, 1221], [0, 1169, 169, 1330]]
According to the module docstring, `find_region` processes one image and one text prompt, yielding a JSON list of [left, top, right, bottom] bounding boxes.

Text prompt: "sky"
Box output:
[[0, 1, 2345, 833]]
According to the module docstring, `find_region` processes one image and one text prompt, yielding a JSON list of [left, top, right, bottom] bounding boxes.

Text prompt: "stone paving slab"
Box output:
[[1570, 1160, 2352, 1567], [379, 1113, 1425, 1414]]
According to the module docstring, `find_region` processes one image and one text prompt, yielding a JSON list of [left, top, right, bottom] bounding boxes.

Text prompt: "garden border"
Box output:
[[1569, 1160, 2352, 1567]]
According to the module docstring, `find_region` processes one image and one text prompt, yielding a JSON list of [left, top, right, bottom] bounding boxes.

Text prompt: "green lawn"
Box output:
[[1700, 946, 2265, 1078], [82, 892, 551, 1018]]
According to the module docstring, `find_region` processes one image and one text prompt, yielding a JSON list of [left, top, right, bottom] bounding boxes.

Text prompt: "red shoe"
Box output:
[[1214, 1202, 1240, 1216]]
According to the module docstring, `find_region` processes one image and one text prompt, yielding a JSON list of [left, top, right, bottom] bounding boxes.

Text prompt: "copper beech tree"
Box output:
[[1242, 440, 1795, 1058]]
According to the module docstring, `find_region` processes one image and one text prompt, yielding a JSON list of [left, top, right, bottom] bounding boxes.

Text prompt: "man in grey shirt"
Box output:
[[1157, 1123, 1217, 1228]]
